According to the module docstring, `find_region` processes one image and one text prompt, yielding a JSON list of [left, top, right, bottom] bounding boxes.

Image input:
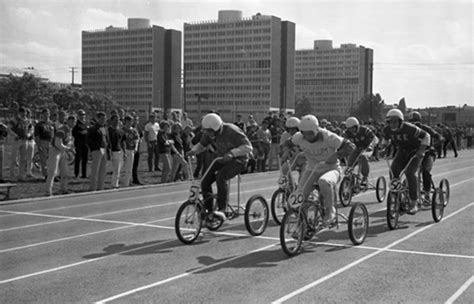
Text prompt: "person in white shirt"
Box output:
[[144, 114, 160, 172]]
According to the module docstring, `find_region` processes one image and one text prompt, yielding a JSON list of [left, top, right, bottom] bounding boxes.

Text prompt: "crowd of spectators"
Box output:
[[0, 106, 472, 197]]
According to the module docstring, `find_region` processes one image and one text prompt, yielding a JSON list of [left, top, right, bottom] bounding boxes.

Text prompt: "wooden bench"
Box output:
[[0, 183, 16, 201]]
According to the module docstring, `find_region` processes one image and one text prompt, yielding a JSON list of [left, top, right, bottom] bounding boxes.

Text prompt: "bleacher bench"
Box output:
[[0, 183, 16, 201]]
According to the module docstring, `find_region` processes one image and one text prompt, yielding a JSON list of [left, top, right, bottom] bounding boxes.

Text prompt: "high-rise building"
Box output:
[[183, 11, 295, 122], [295, 40, 373, 121], [82, 18, 181, 116]]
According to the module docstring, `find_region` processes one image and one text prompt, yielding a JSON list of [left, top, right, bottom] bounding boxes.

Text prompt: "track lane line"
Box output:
[[445, 275, 474, 304], [271, 202, 474, 303]]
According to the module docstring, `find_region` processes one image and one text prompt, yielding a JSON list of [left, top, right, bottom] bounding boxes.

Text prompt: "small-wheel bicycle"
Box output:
[[270, 155, 302, 225], [417, 169, 450, 222], [338, 153, 387, 207], [386, 156, 450, 229], [279, 169, 369, 256], [175, 157, 269, 244]]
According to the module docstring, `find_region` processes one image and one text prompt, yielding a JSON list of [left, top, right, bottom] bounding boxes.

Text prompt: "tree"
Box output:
[[295, 96, 312, 117], [350, 93, 386, 123]]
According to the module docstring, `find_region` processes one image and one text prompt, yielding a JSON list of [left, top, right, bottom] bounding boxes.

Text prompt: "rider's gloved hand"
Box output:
[[219, 152, 234, 163]]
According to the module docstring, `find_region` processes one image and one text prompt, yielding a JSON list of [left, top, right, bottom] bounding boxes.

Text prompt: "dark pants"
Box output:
[[193, 150, 215, 178], [443, 139, 458, 157], [74, 144, 88, 178], [132, 150, 140, 183], [391, 150, 423, 201], [420, 153, 435, 192], [201, 159, 246, 212], [147, 141, 160, 171]]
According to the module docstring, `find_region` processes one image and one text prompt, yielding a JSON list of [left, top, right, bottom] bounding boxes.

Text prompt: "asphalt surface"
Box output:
[[1, 150, 473, 303]]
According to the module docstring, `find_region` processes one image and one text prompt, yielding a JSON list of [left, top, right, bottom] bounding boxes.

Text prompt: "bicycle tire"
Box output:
[[348, 203, 369, 245], [270, 189, 287, 225], [175, 200, 203, 244], [245, 195, 269, 236], [375, 176, 387, 203], [280, 209, 303, 256], [439, 178, 450, 207], [386, 191, 399, 230], [431, 189, 444, 222], [339, 176, 353, 207]]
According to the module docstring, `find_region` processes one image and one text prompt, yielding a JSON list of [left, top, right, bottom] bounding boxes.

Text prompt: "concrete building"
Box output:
[[183, 11, 295, 122], [295, 40, 373, 121], [82, 18, 181, 116]]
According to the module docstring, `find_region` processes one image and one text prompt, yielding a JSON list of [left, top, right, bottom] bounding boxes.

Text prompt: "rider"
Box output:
[[279, 117, 305, 181], [382, 109, 430, 215], [186, 113, 253, 221], [287, 114, 355, 225], [407, 111, 441, 203], [344, 116, 379, 188]]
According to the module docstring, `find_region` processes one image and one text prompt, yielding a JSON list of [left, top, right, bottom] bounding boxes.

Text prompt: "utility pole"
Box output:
[[69, 67, 78, 85]]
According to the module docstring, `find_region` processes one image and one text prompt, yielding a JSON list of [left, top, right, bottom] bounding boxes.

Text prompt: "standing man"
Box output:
[[87, 112, 109, 191], [72, 109, 89, 178], [144, 114, 160, 172], [34, 109, 55, 179], [181, 112, 194, 129], [0, 122, 8, 182], [132, 113, 144, 185], [108, 115, 125, 189], [122, 115, 140, 186], [8, 107, 33, 181], [44, 116, 76, 196], [25, 108, 36, 178]]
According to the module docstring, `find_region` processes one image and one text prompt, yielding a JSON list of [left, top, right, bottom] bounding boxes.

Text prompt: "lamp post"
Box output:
[[195, 93, 209, 120]]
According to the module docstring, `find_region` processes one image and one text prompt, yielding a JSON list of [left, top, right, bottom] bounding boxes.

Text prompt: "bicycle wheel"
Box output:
[[270, 189, 287, 225], [386, 192, 400, 230], [348, 203, 369, 245], [375, 176, 387, 203], [439, 178, 450, 207], [280, 209, 303, 256], [431, 189, 444, 222], [339, 176, 353, 207], [245, 195, 269, 236], [175, 200, 203, 244]]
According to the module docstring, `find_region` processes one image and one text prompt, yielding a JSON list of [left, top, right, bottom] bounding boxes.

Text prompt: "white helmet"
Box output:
[[285, 117, 300, 129], [386, 109, 404, 121], [299, 115, 319, 134], [202, 113, 223, 131], [346, 117, 359, 129]]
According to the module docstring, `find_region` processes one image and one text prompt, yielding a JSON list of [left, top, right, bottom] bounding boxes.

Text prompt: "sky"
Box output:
[[0, 0, 472, 109]]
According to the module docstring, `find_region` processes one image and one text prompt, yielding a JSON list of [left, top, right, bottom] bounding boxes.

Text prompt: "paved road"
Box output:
[[1, 150, 473, 303]]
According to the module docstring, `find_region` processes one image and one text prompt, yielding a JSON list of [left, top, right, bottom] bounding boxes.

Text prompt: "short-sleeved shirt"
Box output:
[[10, 117, 32, 139], [35, 120, 55, 141], [123, 127, 140, 150], [144, 122, 160, 141], [53, 125, 72, 149], [382, 122, 428, 151], [344, 125, 375, 149], [108, 127, 125, 152], [291, 128, 343, 167]]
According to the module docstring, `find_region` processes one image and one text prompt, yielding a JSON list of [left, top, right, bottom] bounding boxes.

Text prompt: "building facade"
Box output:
[[295, 40, 373, 121], [183, 11, 295, 122], [82, 18, 181, 116]]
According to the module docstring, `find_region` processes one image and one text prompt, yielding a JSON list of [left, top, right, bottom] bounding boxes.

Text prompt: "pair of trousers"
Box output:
[[132, 150, 140, 183], [10, 139, 27, 180], [44, 148, 69, 194], [391, 150, 423, 201], [346, 149, 371, 178], [111, 151, 124, 188], [420, 153, 435, 192], [26, 140, 35, 175], [443, 140, 458, 157], [0, 144, 4, 180], [160, 153, 172, 184], [122, 149, 135, 186], [89, 149, 107, 191], [147, 141, 159, 171], [74, 144, 88, 178], [37, 140, 50, 177], [201, 159, 246, 212], [170, 154, 189, 181]]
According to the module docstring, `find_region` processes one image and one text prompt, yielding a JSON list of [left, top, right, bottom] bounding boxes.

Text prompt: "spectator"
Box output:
[[108, 115, 125, 188], [441, 124, 458, 158], [267, 117, 284, 171], [72, 109, 89, 178], [44, 115, 76, 196], [246, 115, 257, 130], [169, 122, 189, 182], [131, 113, 144, 185], [234, 114, 247, 133], [0, 122, 7, 182], [157, 121, 172, 183], [181, 112, 194, 129], [144, 114, 160, 172], [87, 112, 109, 191], [245, 121, 259, 173], [8, 107, 33, 181], [25, 108, 36, 178], [34, 109, 55, 179], [122, 115, 140, 186], [256, 120, 271, 172]]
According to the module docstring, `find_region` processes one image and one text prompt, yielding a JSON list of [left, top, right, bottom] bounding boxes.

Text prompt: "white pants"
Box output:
[[111, 151, 124, 188], [121, 149, 135, 186], [10, 139, 27, 180], [44, 148, 69, 195], [89, 149, 107, 191], [26, 139, 35, 175]]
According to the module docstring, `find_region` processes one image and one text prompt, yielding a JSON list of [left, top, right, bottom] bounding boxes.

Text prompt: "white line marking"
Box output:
[[272, 202, 474, 303], [95, 244, 277, 303], [445, 275, 474, 304]]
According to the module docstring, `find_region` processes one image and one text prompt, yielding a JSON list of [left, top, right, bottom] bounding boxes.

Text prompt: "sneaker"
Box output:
[[213, 210, 227, 222], [422, 193, 431, 206], [322, 212, 336, 227], [360, 177, 368, 188], [407, 200, 419, 215]]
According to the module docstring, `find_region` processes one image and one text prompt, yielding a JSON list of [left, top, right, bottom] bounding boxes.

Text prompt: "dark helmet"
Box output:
[[408, 111, 422, 122]]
